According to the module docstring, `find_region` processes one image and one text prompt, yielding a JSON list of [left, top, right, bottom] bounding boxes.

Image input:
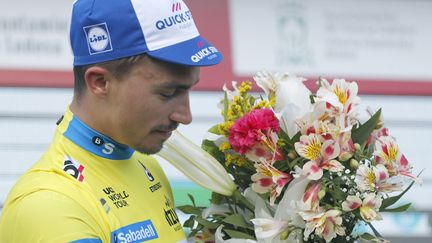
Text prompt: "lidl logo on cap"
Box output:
[[83, 23, 113, 55]]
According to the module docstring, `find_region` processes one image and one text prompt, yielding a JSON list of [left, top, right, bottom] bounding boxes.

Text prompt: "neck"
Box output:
[[64, 101, 134, 160], [70, 96, 111, 140]]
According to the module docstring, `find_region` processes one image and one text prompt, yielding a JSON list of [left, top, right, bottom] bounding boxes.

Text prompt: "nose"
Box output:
[[169, 92, 193, 125]]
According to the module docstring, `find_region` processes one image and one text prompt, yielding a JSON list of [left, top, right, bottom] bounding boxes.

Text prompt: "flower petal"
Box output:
[[303, 161, 323, 180], [158, 130, 236, 196], [342, 195, 362, 211]]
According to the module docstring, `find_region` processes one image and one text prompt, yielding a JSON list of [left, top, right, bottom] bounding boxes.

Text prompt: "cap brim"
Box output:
[[147, 36, 223, 66]]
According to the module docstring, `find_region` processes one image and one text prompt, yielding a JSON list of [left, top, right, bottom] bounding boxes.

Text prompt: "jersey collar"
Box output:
[[60, 108, 134, 160]]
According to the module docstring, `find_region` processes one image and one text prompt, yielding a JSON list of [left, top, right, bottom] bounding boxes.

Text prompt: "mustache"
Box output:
[[153, 122, 179, 132]]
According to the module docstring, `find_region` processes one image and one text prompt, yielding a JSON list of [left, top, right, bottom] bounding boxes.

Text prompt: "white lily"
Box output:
[[254, 71, 312, 138], [215, 225, 258, 243], [158, 130, 236, 196], [249, 176, 310, 243]]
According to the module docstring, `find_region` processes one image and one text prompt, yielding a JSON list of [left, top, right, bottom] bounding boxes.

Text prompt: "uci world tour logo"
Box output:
[[83, 22, 113, 55]]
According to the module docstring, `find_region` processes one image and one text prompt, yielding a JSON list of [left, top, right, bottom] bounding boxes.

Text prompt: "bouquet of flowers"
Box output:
[[158, 71, 419, 243]]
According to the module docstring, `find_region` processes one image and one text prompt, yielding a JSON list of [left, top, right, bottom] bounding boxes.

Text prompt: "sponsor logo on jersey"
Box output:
[[92, 136, 116, 155], [149, 182, 162, 192], [83, 22, 113, 55], [163, 195, 182, 231], [138, 161, 154, 182], [100, 198, 111, 214], [63, 157, 85, 182], [111, 220, 158, 243], [154, 2, 193, 31], [103, 186, 130, 209], [138, 161, 162, 192]]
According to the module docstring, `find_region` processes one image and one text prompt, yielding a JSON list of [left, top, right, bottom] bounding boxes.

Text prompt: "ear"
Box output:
[[84, 66, 113, 98]]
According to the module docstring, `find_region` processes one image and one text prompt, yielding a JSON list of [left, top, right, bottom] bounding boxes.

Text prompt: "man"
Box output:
[[0, 0, 222, 242]]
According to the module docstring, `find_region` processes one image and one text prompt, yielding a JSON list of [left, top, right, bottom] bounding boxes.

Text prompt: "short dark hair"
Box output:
[[73, 54, 148, 100]]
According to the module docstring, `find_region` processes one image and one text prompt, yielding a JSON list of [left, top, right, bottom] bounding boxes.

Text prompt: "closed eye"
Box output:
[[159, 88, 177, 98]]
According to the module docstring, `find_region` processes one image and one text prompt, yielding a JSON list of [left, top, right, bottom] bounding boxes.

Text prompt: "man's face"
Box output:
[[107, 58, 200, 154]]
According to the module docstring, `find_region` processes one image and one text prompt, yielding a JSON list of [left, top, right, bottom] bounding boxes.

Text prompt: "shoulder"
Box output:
[[0, 189, 108, 242]]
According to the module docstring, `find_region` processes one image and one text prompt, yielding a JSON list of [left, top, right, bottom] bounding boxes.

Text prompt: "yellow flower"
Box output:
[[218, 121, 233, 135], [269, 96, 276, 108], [253, 100, 271, 109], [239, 80, 252, 96], [219, 141, 231, 152]]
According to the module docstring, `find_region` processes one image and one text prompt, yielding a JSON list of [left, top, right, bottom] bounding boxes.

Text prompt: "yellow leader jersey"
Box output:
[[0, 108, 186, 243]]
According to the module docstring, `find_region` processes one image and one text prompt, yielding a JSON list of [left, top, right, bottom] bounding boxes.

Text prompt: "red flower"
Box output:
[[229, 108, 280, 154]]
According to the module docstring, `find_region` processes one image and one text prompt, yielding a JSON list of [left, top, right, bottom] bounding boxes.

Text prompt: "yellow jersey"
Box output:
[[0, 108, 186, 243]]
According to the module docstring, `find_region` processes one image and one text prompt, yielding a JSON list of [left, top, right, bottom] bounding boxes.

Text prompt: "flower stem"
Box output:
[[233, 190, 255, 211], [367, 222, 382, 238]]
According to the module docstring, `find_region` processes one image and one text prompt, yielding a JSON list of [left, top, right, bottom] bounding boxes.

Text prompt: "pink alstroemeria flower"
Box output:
[[367, 126, 389, 146], [251, 160, 293, 205], [317, 78, 360, 118], [295, 134, 343, 180], [355, 164, 403, 194], [245, 133, 284, 163], [374, 136, 415, 179], [303, 182, 321, 211], [337, 130, 356, 161], [342, 193, 382, 222], [301, 209, 346, 243]]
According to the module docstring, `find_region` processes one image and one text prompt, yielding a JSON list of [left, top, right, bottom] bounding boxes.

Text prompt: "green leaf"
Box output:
[[288, 157, 307, 169], [208, 124, 222, 135], [279, 129, 301, 148], [352, 108, 381, 145], [222, 214, 251, 229], [188, 193, 196, 207], [380, 170, 423, 210], [224, 229, 255, 240], [233, 190, 255, 211], [360, 232, 389, 243], [183, 215, 196, 228], [211, 192, 223, 205], [309, 94, 316, 104], [177, 205, 202, 215], [273, 160, 289, 172], [381, 202, 411, 212], [195, 217, 220, 229], [360, 232, 377, 240], [201, 139, 225, 163], [291, 131, 301, 144], [279, 128, 291, 144]]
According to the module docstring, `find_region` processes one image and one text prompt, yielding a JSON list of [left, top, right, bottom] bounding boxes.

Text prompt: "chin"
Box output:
[[135, 143, 164, 155]]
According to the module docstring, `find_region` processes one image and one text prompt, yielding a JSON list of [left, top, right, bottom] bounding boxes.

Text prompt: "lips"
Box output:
[[154, 123, 178, 134], [154, 129, 173, 140], [152, 123, 178, 140]]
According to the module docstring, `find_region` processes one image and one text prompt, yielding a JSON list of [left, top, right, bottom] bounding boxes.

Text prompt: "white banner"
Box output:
[[0, 0, 72, 70], [229, 0, 432, 80]]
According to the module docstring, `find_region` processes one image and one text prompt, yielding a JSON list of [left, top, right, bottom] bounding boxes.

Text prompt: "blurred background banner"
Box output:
[[1, 0, 432, 94], [0, 0, 431, 242]]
